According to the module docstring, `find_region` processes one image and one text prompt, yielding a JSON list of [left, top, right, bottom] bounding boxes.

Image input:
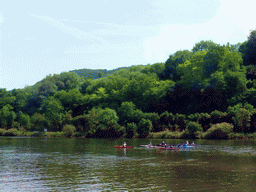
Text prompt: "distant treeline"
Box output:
[[0, 30, 256, 139]]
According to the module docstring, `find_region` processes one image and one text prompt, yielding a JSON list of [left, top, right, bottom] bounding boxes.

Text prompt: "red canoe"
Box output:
[[156, 147, 179, 150], [115, 146, 134, 149]]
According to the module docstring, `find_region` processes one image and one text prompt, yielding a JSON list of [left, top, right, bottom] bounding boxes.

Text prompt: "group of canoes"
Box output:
[[115, 141, 196, 150]]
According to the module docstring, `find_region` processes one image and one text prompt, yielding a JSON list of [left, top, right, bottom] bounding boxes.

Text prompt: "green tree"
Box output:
[[0, 89, 15, 109], [0, 104, 15, 129], [226, 103, 254, 133], [30, 113, 47, 131], [192, 40, 217, 52], [137, 118, 152, 137], [41, 96, 64, 131], [17, 111, 31, 130], [245, 29, 256, 65], [63, 124, 76, 137], [163, 50, 194, 81], [117, 102, 143, 125], [58, 72, 82, 90]]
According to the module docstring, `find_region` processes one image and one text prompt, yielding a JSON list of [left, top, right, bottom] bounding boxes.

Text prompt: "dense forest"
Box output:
[[1, 30, 256, 139]]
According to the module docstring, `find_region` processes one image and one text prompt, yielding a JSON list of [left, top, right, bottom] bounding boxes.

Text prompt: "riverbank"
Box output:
[[148, 130, 256, 140], [1, 128, 256, 140]]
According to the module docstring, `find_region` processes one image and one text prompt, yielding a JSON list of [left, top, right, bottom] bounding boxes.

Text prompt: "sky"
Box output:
[[0, 0, 255, 91]]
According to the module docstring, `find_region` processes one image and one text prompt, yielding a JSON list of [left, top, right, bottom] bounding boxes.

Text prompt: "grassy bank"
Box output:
[[148, 130, 256, 140]]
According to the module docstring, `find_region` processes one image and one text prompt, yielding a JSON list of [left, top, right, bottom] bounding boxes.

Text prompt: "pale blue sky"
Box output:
[[0, 0, 255, 90]]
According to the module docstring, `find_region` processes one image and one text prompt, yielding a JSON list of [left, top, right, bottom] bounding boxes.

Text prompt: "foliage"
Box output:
[[44, 131, 64, 137], [226, 103, 254, 133], [192, 40, 217, 52], [62, 124, 76, 137], [30, 113, 47, 131], [137, 118, 152, 137], [117, 102, 143, 125], [203, 122, 234, 139], [185, 121, 203, 139], [124, 122, 138, 138], [3, 36, 256, 138], [163, 50, 193, 81], [244, 30, 256, 65], [0, 104, 16, 129], [2, 128, 20, 136]]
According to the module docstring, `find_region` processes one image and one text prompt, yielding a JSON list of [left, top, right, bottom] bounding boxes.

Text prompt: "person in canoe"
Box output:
[[184, 141, 189, 147], [161, 141, 166, 147], [191, 141, 195, 146], [123, 142, 127, 147], [148, 142, 152, 147]]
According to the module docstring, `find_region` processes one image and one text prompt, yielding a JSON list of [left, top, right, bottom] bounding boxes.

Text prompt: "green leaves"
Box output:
[[137, 118, 152, 137], [192, 40, 217, 52], [227, 103, 254, 132], [164, 50, 194, 81]]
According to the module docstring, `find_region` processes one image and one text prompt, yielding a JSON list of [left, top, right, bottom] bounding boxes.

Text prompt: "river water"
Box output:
[[0, 137, 256, 191]]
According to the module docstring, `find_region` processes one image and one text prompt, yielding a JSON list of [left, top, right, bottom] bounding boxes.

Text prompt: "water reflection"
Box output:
[[0, 137, 256, 191]]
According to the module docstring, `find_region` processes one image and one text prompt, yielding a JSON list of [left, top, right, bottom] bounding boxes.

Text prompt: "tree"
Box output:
[[55, 89, 83, 111], [41, 96, 64, 131], [63, 124, 76, 137], [58, 72, 82, 90], [17, 111, 30, 130], [192, 40, 216, 53], [137, 118, 152, 137], [163, 50, 193, 81], [225, 42, 241, 52], [0, 104, 16, 129], [0, 88, 15, 109], [227, 103, 254, 133], [30, 113, 47, 131], [239, 41, 249, 65], [245, 29, 256, 65], [117, 101, 136, 125]]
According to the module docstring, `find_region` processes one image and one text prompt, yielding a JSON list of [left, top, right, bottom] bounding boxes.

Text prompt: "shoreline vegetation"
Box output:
[[1, 31, 256, 140], [1, 129, 256, 140]]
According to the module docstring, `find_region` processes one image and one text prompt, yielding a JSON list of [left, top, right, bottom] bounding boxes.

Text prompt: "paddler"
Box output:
[[191, 141, 195, 146], [184, 141, 189, 147], [161, 141, 166, 147], [123, 142, 127, 147]]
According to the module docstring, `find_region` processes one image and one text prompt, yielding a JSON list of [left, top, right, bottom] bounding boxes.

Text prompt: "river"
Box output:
[[0, 137, 256, 191]]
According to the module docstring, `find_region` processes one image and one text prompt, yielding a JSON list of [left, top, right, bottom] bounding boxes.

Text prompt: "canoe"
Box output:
[[115, 146, 134, 149], [178, 145, 195, 148], [156, 147, 179, 150], [140, 145, 156, 148]]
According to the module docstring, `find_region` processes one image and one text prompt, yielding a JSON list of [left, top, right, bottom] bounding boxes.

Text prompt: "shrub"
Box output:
[[0, 128, 6, 136], [137, 119, 152, 138], [63, 124, 76, 137], [3, 128, 19, 136], [184, 121, 203, 139], [12, 122, 20, 129], [26, 131, 42, 137], [124, 122, 137, 138], [203, 122, 234, 139], [149, 130, 183, 139]]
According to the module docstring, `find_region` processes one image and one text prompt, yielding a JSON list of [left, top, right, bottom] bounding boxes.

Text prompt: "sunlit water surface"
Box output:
[[0, 137, 256, 191]]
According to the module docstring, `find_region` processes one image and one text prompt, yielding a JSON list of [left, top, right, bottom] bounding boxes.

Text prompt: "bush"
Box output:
[[44, 131, 64, 137], [148, 130, 184, 139], [3, 128, 19, 136], [124, 122, 137, 138], [184, 121, 203, 139], [12, 122, 20, 129], [137, 119, 152, 138], [63, 124, 76, 137], [0, 128, 6, 136], [203, 122, 234, 139], [24, 131, 42, 137]]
